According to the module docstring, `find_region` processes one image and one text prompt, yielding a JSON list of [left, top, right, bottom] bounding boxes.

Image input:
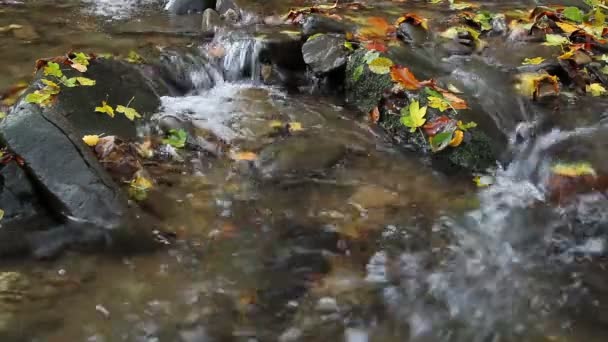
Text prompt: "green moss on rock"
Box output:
[[345, 49, 394, 113]]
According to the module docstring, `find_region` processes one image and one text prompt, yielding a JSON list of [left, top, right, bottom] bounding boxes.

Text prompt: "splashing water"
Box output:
[[367, 123, 608, 342], [82, 0, 164, 19]]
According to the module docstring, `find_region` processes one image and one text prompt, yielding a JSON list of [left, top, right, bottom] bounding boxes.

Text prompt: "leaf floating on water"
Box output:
[[95, 101, 115, 118], [116, 105, 141, 121], [551, 162, 597, 178], [43, 62, 63, 78], [162, 129, 187, 148], [229, 151, 258, 161], [400, 100, 427, 133], [522, 57, 545, 65], [586, 83, 607, 96], [367, 57, 394, 74], [288, 122, 303, 131], [82, 135, 100, 147]]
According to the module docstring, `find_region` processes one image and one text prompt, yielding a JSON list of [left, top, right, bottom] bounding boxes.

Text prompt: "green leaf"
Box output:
[[307, 33, 324, 41], [0, 209, 4, 221], [25, 91, 52, 105], [72, 52, 90, 66], [430, 131, 453, 152], [126, 50, 145, 64], [116, 105, 141, 121], [457, 121, 477, 131], [75, 77, 96, 86], [352, 65, 364, 82], [0, 112, 6, 119], [562, 6, 584, 23], [40, 79, 61, 92], [61, 76, 78, 88], [544, 34, 569, 46], [400, 100, 427, 132], [162, 129, 187, 148], [344, 41, 354, 51], [95, 101, 115, 118], [368, 57, 394, 75], [44, 62, 63, 78]]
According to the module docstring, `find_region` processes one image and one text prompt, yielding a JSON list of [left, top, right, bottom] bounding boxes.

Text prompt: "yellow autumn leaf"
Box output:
[[586, 83, 607, 97], [288, 122, 303, 131], [555, 21, 579, 34], [82, 135, 100, 146], [269, 120, 283, 128], [129, 174, 153, 201], [95, 101, 114, 118], [367, 57, 394, 75], [551, 162, 596, 177], [0, 208, 4, 221], [522, 57, 545, 65]]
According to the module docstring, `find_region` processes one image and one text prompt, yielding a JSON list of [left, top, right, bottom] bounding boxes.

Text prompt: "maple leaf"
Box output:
[[400, 100, 427, 132], [44, 62, 63, 78]]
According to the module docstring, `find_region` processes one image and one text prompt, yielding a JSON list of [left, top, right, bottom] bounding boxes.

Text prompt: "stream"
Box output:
[[2, 0, 608, 341]]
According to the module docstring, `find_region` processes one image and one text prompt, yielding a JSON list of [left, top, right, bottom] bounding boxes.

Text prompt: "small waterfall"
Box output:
[[368, 123, 608, 341], [214, 31, 264, 83]]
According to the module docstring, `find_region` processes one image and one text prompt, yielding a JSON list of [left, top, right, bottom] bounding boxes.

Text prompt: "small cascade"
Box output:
[[213, 31, 264, 83], [368, 122, 608, 341]]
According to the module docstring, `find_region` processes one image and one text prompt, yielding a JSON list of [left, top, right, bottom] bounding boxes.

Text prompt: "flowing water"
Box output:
[[2, 1, 608, 341]]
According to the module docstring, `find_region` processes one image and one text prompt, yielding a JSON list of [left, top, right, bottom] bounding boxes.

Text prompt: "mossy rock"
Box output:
[[345, 49, 394, 113]]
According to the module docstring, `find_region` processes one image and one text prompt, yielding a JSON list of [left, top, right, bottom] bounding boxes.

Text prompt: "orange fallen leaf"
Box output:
[[369, 106, 380, 123], [395, 13, 429, 30], [230, 151, 258, 161], [365, 41, 388, 52], [390, 65, 422, 90]]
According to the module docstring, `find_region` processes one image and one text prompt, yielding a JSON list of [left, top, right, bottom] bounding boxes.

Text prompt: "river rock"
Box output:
[[165, 0, 216, 15], [0, 162, 44, 227], [0, 56, 168, 257], [201, 8, 223, 34], [302, 14, 350, 38], [254, 135, 346, 180], [216, 0, 239, 16], [302, 34, 349, 74]]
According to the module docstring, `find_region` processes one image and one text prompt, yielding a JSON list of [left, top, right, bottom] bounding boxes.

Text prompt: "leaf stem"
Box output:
[[126, 96, 135, 107]]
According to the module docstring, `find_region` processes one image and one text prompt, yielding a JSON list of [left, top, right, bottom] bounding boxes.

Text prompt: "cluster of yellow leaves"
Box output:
[[95, 98, 141, 121]]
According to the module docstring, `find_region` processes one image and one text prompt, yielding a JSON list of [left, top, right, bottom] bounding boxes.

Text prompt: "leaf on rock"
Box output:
[[72, 52, 90, 66], [75, 77, 96, 86], [352, 65, 364, 81], [126, 50, 145, 64], [457, 120, 477, 131], [367, 57, 394, 74], [428, 96, 450, 112], [395, 13, 429, 30], [116, 105, 141, 121], [95, 101, 115, 118], [544, 34, 569, 46], [43, 62, 63, 78], [0, 209, 4, 221], [390, 66, 422, 90], [555, 21, 579, 34], [430, 131, 453, 152], [400, 100, 427, 132], [587, 83, 607, 96], [449, 129, 464, 147], [551, 162, 597, 177], [562, 6, 584, 23], [162, 129, 187, 148], [82, 135, 100, 146], [70, 63, 87, 72]]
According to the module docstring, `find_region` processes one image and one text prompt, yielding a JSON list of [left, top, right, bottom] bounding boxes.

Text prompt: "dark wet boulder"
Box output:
[[166, 0, 216, 15], [0, 162, 45, 227], [0, 56, 169, 257], [302, 14, 351, 38], [302, 34, 349, 74]]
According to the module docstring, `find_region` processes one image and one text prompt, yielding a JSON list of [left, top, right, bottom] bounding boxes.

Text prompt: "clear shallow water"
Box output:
[[2, 1, 608, 341]]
